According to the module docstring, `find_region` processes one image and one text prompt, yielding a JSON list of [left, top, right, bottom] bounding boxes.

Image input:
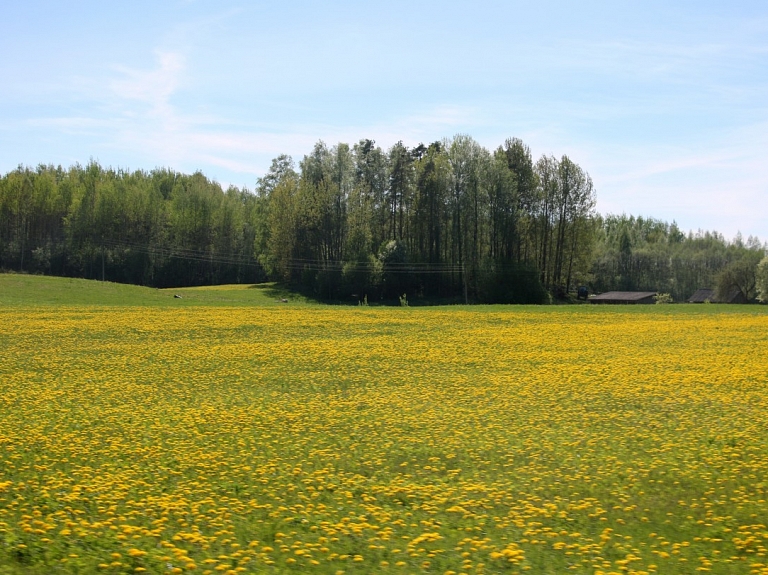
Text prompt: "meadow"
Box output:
[[1, 275, 767, 574]]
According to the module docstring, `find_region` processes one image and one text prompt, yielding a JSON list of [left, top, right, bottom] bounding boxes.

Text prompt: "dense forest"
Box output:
[[1, 135, 766, 303]]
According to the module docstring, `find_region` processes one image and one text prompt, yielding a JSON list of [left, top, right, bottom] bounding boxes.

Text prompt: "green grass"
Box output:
[[0, 273, 316, 307], [3, 273, 766, 315]]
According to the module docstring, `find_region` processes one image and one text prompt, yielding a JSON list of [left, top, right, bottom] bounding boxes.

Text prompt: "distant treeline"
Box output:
[[1, 135, 765, 302], [0, 162, 266, 288], [592, 215, 765, 302]]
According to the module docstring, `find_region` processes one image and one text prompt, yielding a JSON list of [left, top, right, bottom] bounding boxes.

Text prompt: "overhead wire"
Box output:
[[93, 238, 530, 275]]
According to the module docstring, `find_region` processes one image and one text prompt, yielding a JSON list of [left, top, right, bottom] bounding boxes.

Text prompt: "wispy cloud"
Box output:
[[111, 51, 184, 109], [108, 50, 189, 146], [585, 119, 768, 239], [56, 48, 480, 174]]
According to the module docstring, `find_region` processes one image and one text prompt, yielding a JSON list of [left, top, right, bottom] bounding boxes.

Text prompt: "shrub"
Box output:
[[757, 257, 768, 303], [654, 292, 674, 304]]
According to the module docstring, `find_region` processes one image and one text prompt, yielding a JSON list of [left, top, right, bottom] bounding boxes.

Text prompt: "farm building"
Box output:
[[688, 288, 716, 303], [589, 291, 657, 304], [688, 288, 748, 304]]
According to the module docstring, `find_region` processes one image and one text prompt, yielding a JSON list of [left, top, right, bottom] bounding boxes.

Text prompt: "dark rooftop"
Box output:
[[590, 291, 658, 302]]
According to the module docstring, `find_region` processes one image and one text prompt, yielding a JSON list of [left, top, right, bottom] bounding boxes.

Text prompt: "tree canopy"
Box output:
[[1, 136, 764, 303]]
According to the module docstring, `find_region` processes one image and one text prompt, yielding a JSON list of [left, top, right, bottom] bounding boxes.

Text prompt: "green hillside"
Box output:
[[0, 273, 312, 307]]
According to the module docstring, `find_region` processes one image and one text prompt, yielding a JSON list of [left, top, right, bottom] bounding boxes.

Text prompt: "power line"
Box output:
[[94, 239, 535, 276]]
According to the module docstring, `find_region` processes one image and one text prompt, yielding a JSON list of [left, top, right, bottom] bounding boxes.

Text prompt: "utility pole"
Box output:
[[101, 242, 105, 282], [463, 262, 468, 305]]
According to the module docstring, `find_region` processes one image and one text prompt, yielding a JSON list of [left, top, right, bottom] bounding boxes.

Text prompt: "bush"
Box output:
[[654, 293, 674, 304], [757, 257, 768, 303], [378, 240, 413, 300], [477, 259, 549, 304]]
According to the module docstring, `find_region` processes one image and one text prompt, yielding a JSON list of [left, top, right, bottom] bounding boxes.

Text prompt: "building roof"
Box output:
[[688, 288, 716, 303], [688, 287, 747, 304], [590, 291, 658, 302]]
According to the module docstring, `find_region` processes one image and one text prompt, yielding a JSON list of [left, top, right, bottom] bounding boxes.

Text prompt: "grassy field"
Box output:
[[0, 274, 315, 307], [1, 274, 767, 574]]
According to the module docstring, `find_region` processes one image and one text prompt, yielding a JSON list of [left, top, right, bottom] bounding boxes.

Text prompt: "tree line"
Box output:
[[0, 163, 266, 287], [0, 135, 765, 303], [260, 137, 596, 303]]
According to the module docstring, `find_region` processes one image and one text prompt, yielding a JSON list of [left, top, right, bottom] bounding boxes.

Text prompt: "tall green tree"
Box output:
[[502, 138, 537, 262], [756, 257, 768, 303]]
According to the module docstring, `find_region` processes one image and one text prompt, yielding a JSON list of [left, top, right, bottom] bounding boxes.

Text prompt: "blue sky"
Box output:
[[2, 1, 767, 240]]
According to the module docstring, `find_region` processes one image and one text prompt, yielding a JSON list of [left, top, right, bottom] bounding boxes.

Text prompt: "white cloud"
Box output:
[[111, 51, 184, 107]]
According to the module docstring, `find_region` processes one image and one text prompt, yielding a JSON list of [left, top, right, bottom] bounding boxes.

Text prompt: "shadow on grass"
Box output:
[[247, 282, 329, 305], [248, 282, 469, 307]]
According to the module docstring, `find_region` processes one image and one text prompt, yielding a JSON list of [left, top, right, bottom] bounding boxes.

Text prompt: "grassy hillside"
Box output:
[[0, 273, 315, 307]]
